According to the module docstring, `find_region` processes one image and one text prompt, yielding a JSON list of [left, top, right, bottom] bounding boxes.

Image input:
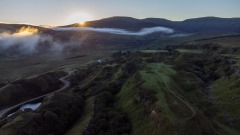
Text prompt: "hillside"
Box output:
[[1, 16, 240, 135], [0, 35, 240, 134]]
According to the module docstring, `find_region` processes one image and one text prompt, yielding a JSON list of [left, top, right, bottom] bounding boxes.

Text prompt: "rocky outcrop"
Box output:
[[124, 62, 137, 75], [216, 55, 240, 78], [229, 66, 240, 78]]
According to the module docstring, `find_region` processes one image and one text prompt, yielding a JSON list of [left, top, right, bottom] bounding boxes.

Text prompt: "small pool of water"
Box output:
[[20, 103, 41, 111], [7, 103, 41, 117]]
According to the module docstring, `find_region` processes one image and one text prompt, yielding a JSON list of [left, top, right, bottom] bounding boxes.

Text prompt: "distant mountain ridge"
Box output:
[[79, 16, 240, 33]]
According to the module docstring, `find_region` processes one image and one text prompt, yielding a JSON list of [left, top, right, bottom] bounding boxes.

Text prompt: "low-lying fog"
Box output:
[[52, 26, 174, 35], [0, 26, 64, 56], [0, 26, 189, 56]]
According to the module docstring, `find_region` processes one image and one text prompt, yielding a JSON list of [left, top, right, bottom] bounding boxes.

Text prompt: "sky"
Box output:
[[0, 0, 239, 26]]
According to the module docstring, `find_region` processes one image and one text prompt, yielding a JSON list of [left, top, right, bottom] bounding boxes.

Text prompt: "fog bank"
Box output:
[[0, 28, 64, 55], [52, 26, 174, 36]]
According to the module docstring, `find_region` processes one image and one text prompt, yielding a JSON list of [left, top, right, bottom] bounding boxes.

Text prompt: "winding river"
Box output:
[[0, 70, 74, 118]]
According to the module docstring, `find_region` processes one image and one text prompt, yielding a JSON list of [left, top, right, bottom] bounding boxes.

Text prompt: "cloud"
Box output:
[[52, 26, 174, 36], [0, 32, 41, 54], [0, 26, 176, 56], [0, 27, 65, 56]]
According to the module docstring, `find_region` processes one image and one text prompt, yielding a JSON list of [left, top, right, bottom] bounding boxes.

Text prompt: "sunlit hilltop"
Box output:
[[14, 26, 39, 36]]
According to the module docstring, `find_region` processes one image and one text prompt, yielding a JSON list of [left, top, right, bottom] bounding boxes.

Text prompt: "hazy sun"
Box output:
[[78, 22, 86, 26], [68, 12, 93, 26]]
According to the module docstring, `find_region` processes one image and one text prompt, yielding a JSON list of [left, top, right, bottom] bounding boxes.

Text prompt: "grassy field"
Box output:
[[0, 50, 114, 82], [139, 50, 169, 53], [211, 75, 240, 125], [140, 63, 195, 120], [116, 62, 198, 135], [175, 49, 203, 54], [194, 35, 240, 47], [117, 76, 167, 135]]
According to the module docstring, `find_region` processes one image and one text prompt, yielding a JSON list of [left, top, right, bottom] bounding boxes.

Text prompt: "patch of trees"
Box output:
[[69, 68, 93, 86], [111, 51, 123, 59], [76, 64, 124, 98], [0, 92, 85, 135], [84, 92, 131, 135], [38, 93, 85, 134]]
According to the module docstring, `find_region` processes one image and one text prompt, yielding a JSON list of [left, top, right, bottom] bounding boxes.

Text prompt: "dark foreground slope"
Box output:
[[0, 35, 240, 135]]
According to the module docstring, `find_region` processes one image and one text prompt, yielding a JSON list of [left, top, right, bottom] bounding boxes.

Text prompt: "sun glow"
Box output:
[[68, 12, 93, 26], [78, 22, 86, 26]]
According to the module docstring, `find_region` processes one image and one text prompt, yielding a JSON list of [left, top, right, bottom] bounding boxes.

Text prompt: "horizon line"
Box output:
[[1, 16, 240, 27]]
